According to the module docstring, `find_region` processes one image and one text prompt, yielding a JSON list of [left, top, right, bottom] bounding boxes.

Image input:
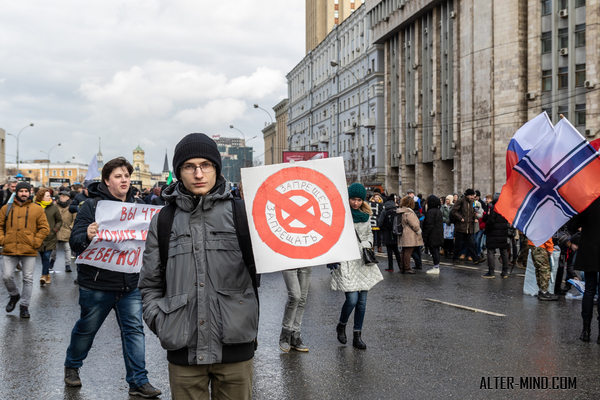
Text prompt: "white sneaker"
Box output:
[[426, 267, 440, 275]]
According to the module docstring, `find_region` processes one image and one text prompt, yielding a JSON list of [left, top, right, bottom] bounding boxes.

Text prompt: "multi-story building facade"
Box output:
[[263, 99, 289, 166], [215, 136, 253, 184], [366, 0, 599, 196], [288, 3, 386, 185], [6, 161, 89, 186], [306, 0, 366, 53]]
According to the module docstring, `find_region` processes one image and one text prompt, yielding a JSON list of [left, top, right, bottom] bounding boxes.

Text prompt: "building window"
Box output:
[[60, 170, 64, 177], [28, 170, 32, 174], [558, 67, 568, 89], [541, 0, 552, 15], [542, 70, 552, 91], [541, 32, 552, 53], [372, 155, 375, 167], [558, 0, 567, 9], [45, 170, 49, 177], [576, 64, 586, 87], [575, 104, 586, 126], [558, 105, 568, 120], [68, 170, 72, 177], [575, 24, 586, 47], [542, 108, 552, 118], [52, 170, 57, 177], [576, 0, 585, 7], [558, 28, 568, 50]]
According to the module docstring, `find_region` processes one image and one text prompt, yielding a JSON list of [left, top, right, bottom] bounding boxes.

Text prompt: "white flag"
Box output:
[[84, 154, 101, 181]]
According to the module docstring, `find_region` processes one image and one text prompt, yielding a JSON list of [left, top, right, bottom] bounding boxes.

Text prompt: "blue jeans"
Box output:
[[411, 246, 422, 268], [474, 230, 485, 257], [281, 267, 312, 332], [39, 250, 52, 275], [339, 291, 368, 331], [65, 287, 149, 388]]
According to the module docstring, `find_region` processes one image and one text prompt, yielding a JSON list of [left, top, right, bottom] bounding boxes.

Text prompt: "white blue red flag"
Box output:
[[506, 112, 554, 180], [496, 118, 600, 246]]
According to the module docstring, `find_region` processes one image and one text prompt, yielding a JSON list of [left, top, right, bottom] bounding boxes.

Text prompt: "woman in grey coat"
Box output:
[[331, 183, 383, 349]]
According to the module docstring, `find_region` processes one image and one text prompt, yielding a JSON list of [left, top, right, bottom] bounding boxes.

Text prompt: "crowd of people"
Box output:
[[0, 132, 599, 399]]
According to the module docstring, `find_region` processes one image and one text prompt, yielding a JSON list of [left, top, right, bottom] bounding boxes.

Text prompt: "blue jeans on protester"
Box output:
[[39, 250, 52, 275], [64, 287, 149, 389], [474, 230, 485, 257], [339, 291, 368, 331]]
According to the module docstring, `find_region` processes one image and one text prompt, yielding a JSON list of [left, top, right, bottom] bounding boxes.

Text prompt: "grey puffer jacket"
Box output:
[[331, 221, 383, 292], [138, 179, 258, 366]]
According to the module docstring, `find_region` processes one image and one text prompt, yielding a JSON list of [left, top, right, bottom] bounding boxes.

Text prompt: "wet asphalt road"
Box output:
[[1, 251, 599, 400]]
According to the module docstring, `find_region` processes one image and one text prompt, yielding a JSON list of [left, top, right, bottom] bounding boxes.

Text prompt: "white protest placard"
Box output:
[[76, 201, 163, 273], [241, 157, 361, 274]]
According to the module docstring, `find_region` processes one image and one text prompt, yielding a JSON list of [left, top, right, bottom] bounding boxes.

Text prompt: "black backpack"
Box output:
[[156, 198, 260, 303], [392, 213, 404, 237]]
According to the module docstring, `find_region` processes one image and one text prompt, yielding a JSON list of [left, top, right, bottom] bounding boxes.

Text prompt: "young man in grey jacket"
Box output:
[[139, 133, 258, 400]]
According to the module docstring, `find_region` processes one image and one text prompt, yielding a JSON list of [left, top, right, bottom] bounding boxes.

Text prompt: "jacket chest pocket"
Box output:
[[206, 231, 240, 252], [215, 288, 258, 345]]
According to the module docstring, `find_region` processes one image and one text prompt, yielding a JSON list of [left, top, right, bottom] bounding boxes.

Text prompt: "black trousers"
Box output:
[[385, 245, 401, 271], [582, 272, 600, 321], [453, 231, 478, 261]]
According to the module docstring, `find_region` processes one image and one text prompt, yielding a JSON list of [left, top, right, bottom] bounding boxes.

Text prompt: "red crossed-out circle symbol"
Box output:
[[275, 190, 321, 234], [253, 167, 345, 259]]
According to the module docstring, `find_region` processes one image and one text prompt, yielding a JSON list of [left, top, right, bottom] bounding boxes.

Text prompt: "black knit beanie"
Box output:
[[173, 133, 222, 179], [15, 181, 31, 193]]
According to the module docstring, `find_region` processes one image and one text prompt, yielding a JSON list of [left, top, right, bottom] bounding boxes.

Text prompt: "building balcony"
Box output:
[[343, 125, 356, 135]]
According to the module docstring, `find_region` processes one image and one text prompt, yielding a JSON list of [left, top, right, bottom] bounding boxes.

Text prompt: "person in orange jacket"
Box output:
[[527, 237, 558, 301]]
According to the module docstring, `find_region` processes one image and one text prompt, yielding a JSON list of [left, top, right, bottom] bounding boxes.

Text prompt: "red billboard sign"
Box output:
[[282, 151, 328, 163]]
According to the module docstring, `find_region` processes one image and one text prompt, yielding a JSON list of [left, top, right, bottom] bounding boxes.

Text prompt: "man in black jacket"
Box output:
[[1, 178, 18, 206], [63, 157, 161, 398], [69, 181, 91, 213], [482, 193, 509, 278]]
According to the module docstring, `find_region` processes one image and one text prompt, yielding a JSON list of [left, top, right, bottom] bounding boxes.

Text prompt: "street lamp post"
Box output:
[[331, 61, 364, 183], [229, 125, 247, 143], [8, 123, 34, 174], [40, 143, 61, 186], [230, 125, 254, 168], [253, 104, 274, 124]]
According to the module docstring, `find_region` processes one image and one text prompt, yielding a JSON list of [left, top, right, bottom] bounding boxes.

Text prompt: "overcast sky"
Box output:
[[0, 0, 305, 174]]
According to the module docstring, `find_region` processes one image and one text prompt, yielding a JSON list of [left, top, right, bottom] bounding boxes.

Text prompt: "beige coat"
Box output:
[[397, 207, 423, 247], [57, 203, 75, 242]]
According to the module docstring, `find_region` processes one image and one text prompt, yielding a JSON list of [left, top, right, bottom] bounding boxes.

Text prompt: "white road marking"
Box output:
[[424, 298, 507, 317]]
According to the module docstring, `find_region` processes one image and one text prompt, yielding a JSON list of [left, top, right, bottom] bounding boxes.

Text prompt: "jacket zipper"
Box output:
[[210, 230, 236, 235], [94, 269, 100, 281]]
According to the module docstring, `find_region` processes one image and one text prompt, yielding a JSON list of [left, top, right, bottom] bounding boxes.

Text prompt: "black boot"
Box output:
[[19, 305, 30, 319], [352, 331, 366, 349], [580, 319, 591, 342], [6, 294, 20, 313], [336, 323, 347, 344]]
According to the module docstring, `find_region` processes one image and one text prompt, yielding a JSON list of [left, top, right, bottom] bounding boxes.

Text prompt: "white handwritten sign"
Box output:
[[76, 201, 163, 273]]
